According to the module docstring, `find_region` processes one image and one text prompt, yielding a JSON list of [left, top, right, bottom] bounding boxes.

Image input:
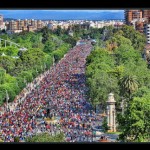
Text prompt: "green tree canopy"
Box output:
[[25, 132, 65, 142], [118, 92, 150, 142]]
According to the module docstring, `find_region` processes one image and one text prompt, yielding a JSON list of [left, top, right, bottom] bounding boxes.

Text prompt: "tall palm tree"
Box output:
[[119, 75, 139, 101]]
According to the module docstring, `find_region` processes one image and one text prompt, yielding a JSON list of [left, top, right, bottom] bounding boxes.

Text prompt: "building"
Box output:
[[6, 19, 45, 33], [125, 10, 143, 25], [16, 19, 25, 30], [27, 25, 35, 32], [125, 9, 150, 45], [37, 20, 43, 29], [142, 10, 150, 23], [0, 15, 4, 30], [9, 20, 18, 32], [135, 20, 145, 33], [144, 24, 150, 44], [68, 29, 73, 36], [144, 44, 150, 61], [47, 23, 53, 30], [0, 15, 3, 26], [80, 23, 90, 30]]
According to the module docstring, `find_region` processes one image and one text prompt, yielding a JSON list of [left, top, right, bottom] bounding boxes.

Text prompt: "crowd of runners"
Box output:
[[0, 41, 103, 142]]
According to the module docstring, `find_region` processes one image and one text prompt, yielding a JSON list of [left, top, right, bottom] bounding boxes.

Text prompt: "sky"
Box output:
[[0, 10, 124, 12], [0, 10, 124, 20]]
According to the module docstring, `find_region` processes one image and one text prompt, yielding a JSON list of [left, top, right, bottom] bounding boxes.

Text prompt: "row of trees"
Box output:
[[85, 25, 150, 142], [0, 27, 71, 105]]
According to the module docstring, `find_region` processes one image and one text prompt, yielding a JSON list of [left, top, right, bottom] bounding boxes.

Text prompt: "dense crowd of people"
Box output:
[[0, 41, 102, 142]]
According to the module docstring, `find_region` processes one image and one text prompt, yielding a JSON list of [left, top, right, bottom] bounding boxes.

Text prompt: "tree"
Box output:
[[18, 70, 33, 83], [20, 48, 45, 69], [114, 44, 141, 65], [117, 92, 150, 142], [55, 25, 63, 36], [41, 26, 50, 44], [14, 137, 20, 142], [0, 83, 16, 102], [85, 47, 119, 110], [102, 25, 114, 41], [108, 65, 124, 79], [0, 56, 16, 73], [0, 67, 6, 84], [119, 75, 139, 101], [25, 132, 65, 142], [121, 25, 146, 52], [63, 36, 77, 47], [43, 41, 56, 53], [1, 29, 6, 34], [102, 117, 110, 132], [106, 35, 132, 52], [4, 47, 19, 56]]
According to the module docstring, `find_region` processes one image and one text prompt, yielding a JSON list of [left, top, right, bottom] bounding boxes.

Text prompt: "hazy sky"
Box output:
[[0, 10, 124, 20], [0, 10, 124, 12]]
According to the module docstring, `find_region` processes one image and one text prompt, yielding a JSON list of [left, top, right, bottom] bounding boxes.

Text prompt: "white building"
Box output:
[[144, 24, 150, 44]]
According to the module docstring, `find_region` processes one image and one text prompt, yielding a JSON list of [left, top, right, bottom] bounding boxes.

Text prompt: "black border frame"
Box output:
[[0, 0, 149, 149]]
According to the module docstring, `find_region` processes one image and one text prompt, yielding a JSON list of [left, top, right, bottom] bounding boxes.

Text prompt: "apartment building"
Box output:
[[142, 10, 150, 23], [0, 15, 5, 30], [6, 19, 44, 33], [144, 24, 150, 44], [125, 10, 143, 25], [0, 15, 3, 26]]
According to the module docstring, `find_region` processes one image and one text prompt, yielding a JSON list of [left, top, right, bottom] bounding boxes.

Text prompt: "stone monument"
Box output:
[[106, 93, 116, 132]]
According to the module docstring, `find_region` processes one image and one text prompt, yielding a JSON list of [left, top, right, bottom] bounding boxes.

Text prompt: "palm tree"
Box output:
[[119, 75, 138, 101]]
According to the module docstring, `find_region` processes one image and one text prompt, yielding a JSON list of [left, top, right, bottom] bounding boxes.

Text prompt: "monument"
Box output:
[[106, 93, 116, 132]]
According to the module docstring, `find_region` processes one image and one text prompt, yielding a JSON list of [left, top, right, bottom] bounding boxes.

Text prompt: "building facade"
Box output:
[[144, 24, 150, 44], [6, 19, 44, 33], [125, 9, 150, 43], [0, 15, 3, 26], [125, 10, 143, 25], [142, 10, 150, 23], [0, 15, 4, 30]]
